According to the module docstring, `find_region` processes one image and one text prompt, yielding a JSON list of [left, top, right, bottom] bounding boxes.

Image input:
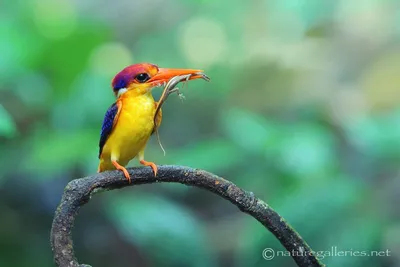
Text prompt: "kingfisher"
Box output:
[[98, 63, 205, 183]]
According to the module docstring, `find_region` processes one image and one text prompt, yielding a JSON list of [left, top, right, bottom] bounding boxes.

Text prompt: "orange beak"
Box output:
[[148, 68, 205, 87]]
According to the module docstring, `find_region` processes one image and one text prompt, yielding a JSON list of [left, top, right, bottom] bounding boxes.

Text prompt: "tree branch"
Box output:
[[50, 165, 324, 267]]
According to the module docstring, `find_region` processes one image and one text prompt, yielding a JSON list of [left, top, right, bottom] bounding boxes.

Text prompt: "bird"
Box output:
[[98, 63, 204, 183]]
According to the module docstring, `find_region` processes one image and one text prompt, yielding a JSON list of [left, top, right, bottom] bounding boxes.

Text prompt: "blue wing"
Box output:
[[99, 102, 120, 158]]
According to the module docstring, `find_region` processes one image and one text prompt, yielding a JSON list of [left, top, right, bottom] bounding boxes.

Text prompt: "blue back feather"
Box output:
[[99, 102, 118, 158]]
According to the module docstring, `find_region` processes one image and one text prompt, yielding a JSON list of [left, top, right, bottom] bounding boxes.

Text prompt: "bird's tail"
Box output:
[[97, 159, 114, 173]]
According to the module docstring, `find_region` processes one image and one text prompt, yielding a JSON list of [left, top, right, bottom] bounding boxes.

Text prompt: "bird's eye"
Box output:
[[135, 73, 150, 83]]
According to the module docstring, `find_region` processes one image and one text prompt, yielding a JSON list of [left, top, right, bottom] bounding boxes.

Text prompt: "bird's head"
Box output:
[[111, 63, 204, 98]]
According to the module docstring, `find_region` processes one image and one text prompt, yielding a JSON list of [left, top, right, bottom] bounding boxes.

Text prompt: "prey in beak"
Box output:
[[153, 72, 210, 155], [148, 68, 210, 89]]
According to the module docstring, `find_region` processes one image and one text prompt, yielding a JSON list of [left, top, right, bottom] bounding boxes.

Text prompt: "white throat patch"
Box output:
[[117, 88, 128, 97]]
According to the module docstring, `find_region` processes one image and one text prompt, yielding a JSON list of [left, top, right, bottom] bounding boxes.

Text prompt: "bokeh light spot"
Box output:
[[89, 42, 133, 77], [361, 49, 400, 111], [32, 0, 77, 40], [180, 17, 227, 67]]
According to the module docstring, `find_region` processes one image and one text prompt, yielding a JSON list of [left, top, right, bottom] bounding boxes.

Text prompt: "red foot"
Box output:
[[140, 160, 158, 176], [112, 160, 131, 183]]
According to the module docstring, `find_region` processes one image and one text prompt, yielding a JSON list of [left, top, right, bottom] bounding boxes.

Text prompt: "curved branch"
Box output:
[[50, 165, 323, 267]]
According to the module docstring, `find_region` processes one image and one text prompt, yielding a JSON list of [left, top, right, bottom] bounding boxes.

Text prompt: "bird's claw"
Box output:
[[112, 160, 131, 183], [140, 160, 158, 176]]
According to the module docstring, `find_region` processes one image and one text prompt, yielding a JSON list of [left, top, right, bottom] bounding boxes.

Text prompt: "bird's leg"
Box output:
[[138, 149, 158, 176], [111, 160, 131, 183]]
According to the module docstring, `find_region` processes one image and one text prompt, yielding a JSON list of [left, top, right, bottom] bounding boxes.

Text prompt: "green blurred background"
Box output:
[[1, 0, 400, 266]]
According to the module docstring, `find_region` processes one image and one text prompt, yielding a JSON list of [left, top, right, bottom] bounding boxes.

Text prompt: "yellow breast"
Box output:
[[100, 91, 156, 168]]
